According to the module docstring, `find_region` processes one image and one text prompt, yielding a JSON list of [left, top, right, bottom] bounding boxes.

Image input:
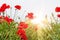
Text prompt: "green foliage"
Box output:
[[0, 22, 20, 40], [0, 16, 60, 40], [38, 23, 60, 40], [0, 20, 38, 40], [50, 23, 60, 40], [25, 22, 37, 40]]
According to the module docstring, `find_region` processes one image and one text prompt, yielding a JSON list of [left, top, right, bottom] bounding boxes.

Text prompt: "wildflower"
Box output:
[[16, 29, 28, 40], [0, 3, 10, 12], [0, 16, 3, 19], [17, 29, 25, 35], [55, 7, 60, 12], [15, 5, 21, 10], [57, 14, 60, 18], [26, 12, 34, 19], [20, 33, 28, 40], [4, 16, 13, 24], [18, 22, 28, 29], [0, 3, 6, 12], [6, 5, 10, 9]]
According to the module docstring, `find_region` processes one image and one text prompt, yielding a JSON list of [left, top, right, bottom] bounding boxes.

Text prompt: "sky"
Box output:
[[0, 0, 60, 23]]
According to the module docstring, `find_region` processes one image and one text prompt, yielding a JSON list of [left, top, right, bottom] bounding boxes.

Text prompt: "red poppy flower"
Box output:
[[26, 12, 34, 19], [20, 34, 28, 40], [16, 29, 28, 40], [17, 29, 25, 35], [0, 3, 10, 12], [55, 7, 60, 12], [57, 14, 60, 18], [0, 16, 3, 19], [4, 16, 13, 24], [6, 5, 10, 9], [18, 22, 28, 29], [15, 5, 21, 10], [0, 3, 6, 12]]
